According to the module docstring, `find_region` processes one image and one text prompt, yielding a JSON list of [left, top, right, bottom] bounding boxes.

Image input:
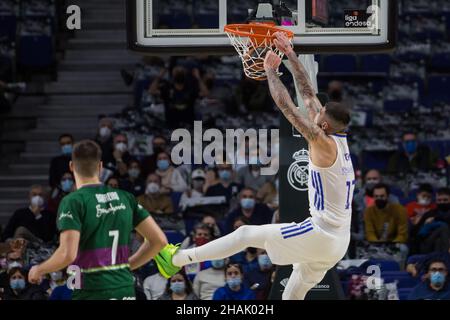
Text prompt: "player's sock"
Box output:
[[173, 224, 267, 267]]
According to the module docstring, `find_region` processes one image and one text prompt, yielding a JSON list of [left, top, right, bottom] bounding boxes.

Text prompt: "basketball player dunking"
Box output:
[[155, 32, 355, 300]]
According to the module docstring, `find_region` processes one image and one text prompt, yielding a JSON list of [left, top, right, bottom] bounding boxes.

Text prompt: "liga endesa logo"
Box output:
[[170, 121, 279, 175]]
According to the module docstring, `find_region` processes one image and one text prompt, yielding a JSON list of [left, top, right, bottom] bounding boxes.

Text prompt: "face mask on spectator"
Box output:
[[258, 254, 273, 270], [30, 195, 44, 208], [241, 198, 255, 210], [192, 179, 204, 190], [365, 179, 380, 190], [218, 170, 231, 181], [417, 196, 431, 206], [99, 127, 111, 138], [157, 159, 170, 171], [226, 277, 242, 289], [50, 271, 63, 282], [404, 140, 417, 154], [146, 183, 160, 195], [194, 237, 208, 247], [10, 278, 26, 291], [61, 179, 74, 193], [437, 203, 450, 212], [128, 168, 140, 179], [430, 272, 445, 287], [211, 259, 225, 269], [115, 142, 127, 152], [170, 281, 185, 294], [61, 144, 73, 156], [375, 199, 388, 209]]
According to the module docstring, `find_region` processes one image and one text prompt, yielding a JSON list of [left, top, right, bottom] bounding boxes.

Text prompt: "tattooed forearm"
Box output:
[[266, 69, 322, 141], [286, 51, 323, 115]]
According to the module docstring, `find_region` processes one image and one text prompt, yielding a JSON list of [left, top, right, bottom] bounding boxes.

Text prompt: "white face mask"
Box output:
[[99, 127, 111, 138], [418, 197, 431, 206], [146, 182, 160, 194], [115, 142, 127, 152], [30, 195, 44, 208]]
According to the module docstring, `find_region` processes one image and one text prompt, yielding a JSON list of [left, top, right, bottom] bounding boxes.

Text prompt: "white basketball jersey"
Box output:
[[308, 134, 355, 230]]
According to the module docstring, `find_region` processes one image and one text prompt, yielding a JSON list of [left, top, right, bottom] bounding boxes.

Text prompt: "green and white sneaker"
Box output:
[[154, 244, 181, 279]]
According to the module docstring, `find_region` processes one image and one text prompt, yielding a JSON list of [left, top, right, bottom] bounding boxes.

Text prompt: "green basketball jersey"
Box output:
[[57, 184, 150, 291]]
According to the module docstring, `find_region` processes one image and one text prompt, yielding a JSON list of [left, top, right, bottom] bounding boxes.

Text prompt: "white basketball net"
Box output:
[[225, 26, 291, 80]]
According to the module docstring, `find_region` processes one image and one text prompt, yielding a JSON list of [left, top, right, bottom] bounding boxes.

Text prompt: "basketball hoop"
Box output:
[[224, 23, 294, 81]]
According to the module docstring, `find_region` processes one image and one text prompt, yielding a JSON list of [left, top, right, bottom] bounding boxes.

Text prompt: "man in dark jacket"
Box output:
[[408, 259, 450, 300], [48, 134, 74, 189]]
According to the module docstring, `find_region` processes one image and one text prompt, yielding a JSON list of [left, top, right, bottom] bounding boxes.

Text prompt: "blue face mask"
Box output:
[[61, 179, 74, 193], [218, 170, 231, 181], [170, 281, 186, 294], [430, 272, 446, 287], [211, 259, 225, 269], [257, 254, 272, 270], [404, 140, 417, 154], [227, 277, 242, 289], [157, 159, 170, 171], [61, 144, 73, 156], [10, 279, 26, 291], [241, 198, 255, 210]]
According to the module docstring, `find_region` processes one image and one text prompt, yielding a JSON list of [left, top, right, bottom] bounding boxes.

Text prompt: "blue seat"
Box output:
[[170, 192, 183, 211], [195, 14, 219, 28], [361, 54, 391, 73], [18, 35, 53, 67], [384, 100, 413, 113], [431, 53, 450, 70], [323, 55, 357, 73], [164, 230, 185, 244], [381, 271, 420, 289], [428, 75, 450, 102], [398, 288, 413, 300]]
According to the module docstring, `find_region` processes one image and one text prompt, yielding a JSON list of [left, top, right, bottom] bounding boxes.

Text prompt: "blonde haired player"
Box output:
[[155, 32, 355, 300]]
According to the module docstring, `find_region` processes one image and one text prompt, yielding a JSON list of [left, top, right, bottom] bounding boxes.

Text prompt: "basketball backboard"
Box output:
[[127, 0, 397, 54]]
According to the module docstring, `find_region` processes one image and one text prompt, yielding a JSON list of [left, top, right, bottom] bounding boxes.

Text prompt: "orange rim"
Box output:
[[224, 23, 294, 40]]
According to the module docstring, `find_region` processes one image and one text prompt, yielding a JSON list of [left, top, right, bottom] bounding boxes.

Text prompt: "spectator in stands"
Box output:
[[0, 238, 26, 255], [408, 259, 450, 300], [1, 267, 47, 300], [137, 173, 173, 215], [225, 188, 273, 234], [179, 168, 206, 209], [109, 134, 133, 177], [257, 180, 279, 210], [2, 185, 56, 243], [406, 183, 437, 225], [230, 247, 260, 274], [410, 188, 450, 254], [406, 252, 450, 278], [143, 270, 167, 300], [155, 151, 188, 193], [48, 172, 74, 214], [236, 156, 273, 190], [95, 118, 114, 168], [158, 270, 199, 300], [213, 263, 256, 300], [105, 176, 120, 189], [0, 249, 25, 291], [48, 270, 72, 300], [244, 250, 274, 300], [364, 184, 408, 255], [120, 159, 145, 197], [353, 169, 399, 242], [141, 135, 168, 179], [388, 132, 438, 174], [149, 66, 199, 128], [48, 134, 73, 189], [232, 216, 250, 231], [183, 223, 214, 280], [202, 214, 221, 239], [193, 258, 226, 300], [205, 163, 242, 207]]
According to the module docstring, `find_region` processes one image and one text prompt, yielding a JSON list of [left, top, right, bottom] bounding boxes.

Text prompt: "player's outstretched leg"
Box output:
[[155, 224, 271, 278], [282, 262, 329, 300]]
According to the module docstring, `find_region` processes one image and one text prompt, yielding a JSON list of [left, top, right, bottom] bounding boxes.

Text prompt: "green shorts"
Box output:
[[72, 286, 136, 300]]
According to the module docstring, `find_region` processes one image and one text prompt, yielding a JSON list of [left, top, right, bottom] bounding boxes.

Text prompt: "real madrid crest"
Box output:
[[287, 149, 309, 191]]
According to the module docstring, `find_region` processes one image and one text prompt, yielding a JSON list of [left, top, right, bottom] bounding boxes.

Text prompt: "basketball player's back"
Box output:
[[308, 133, 355, 232]]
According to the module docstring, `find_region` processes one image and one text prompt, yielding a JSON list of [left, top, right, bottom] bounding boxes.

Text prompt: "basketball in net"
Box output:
[[224, 23, 294, 81]]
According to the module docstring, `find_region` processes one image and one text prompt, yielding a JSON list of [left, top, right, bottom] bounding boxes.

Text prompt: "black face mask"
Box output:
[[375, 199, 388, 209], [437, 203, 450, 212]]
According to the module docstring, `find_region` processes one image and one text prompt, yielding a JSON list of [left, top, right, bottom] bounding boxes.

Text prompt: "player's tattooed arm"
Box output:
[[266, 68, 324, 142], [285, 50, 323, 118]]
